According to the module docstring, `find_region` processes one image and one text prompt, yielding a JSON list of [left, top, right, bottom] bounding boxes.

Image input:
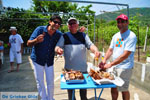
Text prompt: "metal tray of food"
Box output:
[[62, 69, 85, 84], [66, 77, 85, 84]]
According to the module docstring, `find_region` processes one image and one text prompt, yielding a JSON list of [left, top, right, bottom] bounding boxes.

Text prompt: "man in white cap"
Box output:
[[55, 17, 100, 100], [8, 26, 24, 72]]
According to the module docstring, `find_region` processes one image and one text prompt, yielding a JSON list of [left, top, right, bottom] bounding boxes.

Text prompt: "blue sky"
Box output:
[[2, 0, 150, 15]]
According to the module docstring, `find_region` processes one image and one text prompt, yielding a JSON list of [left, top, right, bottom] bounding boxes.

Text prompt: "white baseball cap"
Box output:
[[67, 17, 79, 24], [9, 26, 17, 31]]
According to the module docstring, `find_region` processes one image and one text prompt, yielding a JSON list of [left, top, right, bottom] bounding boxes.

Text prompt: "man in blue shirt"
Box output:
[[101, 14, 137, 100], [27, 15, 62, 100]]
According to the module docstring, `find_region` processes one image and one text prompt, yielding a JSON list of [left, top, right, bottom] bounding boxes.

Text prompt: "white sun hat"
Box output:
[[9, 26, 17, 31]]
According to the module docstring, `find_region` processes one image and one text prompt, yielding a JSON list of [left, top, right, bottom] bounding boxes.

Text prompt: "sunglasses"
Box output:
[[117, 20, 127, 24], [69, 22, 77, 25], [53, 21, 61, 25]]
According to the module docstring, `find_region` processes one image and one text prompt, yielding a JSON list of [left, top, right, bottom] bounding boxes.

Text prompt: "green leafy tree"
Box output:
[[75, 5, 95, 24], [32, 0, 77, 13], [31, 0, 95, 25], [0, 8, 47, 45]]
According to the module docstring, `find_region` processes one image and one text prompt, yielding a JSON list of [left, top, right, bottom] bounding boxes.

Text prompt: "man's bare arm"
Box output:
[[110, 50, 131, 66], [21, 43, 23, 53], [27, 33, 45, 47], [104, 50, 131, 69], [55, 46, 63, 55], [90, 44, 100, 58], [27, 39, 38, 47]]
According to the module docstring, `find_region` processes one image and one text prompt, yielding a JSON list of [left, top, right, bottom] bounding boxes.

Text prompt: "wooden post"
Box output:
[[137, 26, 140, 61], [97, 26, 98, 42], [143, 25, 149, 52]]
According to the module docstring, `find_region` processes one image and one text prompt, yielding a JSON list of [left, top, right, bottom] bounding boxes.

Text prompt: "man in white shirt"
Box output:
[[100, 14, 137, 100], [8, 26, 24, 72]]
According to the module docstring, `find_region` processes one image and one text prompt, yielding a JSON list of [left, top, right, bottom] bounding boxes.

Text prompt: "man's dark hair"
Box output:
[[50, 15, 62, 24]]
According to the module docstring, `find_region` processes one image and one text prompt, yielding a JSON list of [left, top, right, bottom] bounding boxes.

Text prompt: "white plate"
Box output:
[[92, 76, 124, 86], [88, 65, 124, 86], [92, 77, 112, 84]]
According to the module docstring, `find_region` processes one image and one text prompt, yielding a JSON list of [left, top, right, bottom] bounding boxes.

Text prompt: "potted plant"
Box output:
[[146, 53, 150, 63]]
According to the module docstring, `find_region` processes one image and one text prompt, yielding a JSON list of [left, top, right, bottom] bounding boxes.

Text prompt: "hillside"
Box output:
[[96, 7, 150, 24]]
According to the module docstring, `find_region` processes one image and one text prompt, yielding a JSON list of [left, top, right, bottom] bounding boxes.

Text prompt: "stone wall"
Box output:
[[131, 62, 150, 93]]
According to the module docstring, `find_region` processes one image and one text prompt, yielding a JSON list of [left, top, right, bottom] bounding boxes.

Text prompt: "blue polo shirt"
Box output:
[[29, 26, 62, 66]]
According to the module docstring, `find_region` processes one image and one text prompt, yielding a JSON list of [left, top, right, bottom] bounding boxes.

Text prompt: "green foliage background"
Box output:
[[0, 1, 150, 55]]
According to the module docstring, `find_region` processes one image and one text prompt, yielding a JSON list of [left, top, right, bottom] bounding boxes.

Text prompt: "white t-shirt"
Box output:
[[9, 34, 24, 52], [110, 29, 137, 69]]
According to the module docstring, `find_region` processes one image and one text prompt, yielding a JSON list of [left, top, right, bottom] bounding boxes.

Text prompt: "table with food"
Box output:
[[60, 62, 124, 100]]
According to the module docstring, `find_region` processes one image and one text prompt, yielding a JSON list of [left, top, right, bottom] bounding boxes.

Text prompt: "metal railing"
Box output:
[[23, 47, 32, 54]]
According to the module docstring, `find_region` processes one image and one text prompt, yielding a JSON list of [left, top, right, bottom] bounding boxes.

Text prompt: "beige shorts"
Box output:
[[114, 68, 132, 92]]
